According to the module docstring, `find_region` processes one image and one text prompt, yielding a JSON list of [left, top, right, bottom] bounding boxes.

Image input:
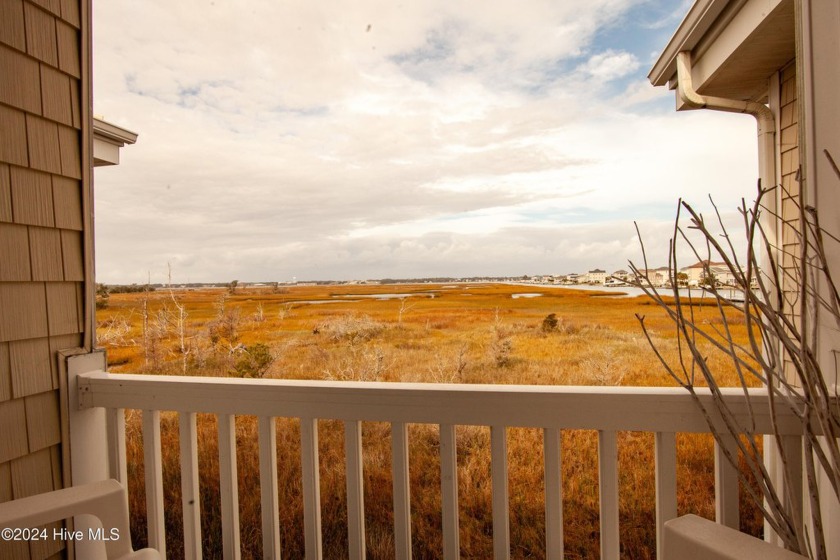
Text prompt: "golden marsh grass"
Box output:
[[98, 282, 762, 559]]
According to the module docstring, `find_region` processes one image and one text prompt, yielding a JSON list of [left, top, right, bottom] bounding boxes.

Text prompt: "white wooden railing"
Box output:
[[76, 371, 805, 560]]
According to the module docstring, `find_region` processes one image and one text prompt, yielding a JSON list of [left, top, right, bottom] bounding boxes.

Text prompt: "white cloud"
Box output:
[[579, 50, 640, 80], [93, 0, 759, 283]]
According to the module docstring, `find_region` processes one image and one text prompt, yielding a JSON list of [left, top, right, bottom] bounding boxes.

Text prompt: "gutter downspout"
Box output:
[[674, 49, 779, 299], [675, 49, 779, 293], [675, 51, 776, 197], [676, 50, 795, 549]]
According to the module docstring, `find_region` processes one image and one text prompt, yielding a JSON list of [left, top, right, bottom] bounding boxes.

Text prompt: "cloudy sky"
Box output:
[[93, 0, 759, 285]]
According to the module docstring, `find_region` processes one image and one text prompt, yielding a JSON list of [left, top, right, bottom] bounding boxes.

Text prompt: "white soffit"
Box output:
[[649, 0, 795, 102]]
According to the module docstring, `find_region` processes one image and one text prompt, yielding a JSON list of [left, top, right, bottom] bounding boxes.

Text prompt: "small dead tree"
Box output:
[[629, 162, 840, 558], [166, 264, 190, 375]]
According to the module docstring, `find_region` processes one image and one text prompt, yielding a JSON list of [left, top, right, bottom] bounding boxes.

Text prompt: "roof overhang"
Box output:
[[648, 0, 795, 103], [93, 117, 138, 167]]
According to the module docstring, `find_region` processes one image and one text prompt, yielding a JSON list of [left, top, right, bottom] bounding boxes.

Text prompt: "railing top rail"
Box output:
[[78, 371, 807, 434]]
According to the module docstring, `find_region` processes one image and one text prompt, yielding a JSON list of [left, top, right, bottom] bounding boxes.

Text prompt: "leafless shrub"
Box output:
[[323, 345, 390, 381], [429, 344, 470, 382], [630, 159, 840, 558], [97, 313, 135, 346], [489, 307, 514, 368], [315, 314, 385, 344]]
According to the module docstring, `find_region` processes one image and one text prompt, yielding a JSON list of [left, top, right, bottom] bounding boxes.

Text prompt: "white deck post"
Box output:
[[179, 412, 202, 560], [715, 435, 739, 530], [218, 414, 241, 559], [392, 422, 412, 560], [544, 427, 563, 560], [598, 430, 619, 560], [143, 410, 166, 556], [258, 416, 281, 560]]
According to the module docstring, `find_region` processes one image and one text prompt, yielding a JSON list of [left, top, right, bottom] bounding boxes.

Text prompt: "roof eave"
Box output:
[[647, 0, 733, 87], [93, 117, 139, 147]]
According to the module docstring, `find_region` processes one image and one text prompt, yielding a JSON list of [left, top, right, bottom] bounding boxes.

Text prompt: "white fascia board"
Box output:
[[92, 117, 137, 167], [93, 118, 138, 147], [647, 0, 732, 87]]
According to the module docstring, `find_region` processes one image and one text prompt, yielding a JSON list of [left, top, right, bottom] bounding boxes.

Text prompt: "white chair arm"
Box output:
[[664, 514, 806, 560], [0, 479, 160, 560]]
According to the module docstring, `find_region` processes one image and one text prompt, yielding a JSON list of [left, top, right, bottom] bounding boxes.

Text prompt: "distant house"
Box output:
[[680, 260, 728, 287], [611, 269, 630, 282], [635, 267, 671, 288], [586, 269, 607, 284]]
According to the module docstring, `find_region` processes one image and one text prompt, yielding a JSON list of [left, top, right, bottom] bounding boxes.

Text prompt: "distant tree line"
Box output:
[[106, 283, 155, 294]]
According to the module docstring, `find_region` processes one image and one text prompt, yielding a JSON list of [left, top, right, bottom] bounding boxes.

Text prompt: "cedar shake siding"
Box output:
[[0, 1, 90, 558]]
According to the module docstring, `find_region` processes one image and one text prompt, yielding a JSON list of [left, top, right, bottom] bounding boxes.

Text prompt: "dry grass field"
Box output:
[[97, 282, 761, 559]]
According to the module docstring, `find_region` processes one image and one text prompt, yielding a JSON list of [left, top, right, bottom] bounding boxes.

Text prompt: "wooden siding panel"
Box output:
[[781, 172, 800, 198], [0, 343, 10, 402], [25, 114, 62, 175], [60, 229, 82, 280], [780, 76, 796, 105], [29, 0, 61, 17], [24, 391, 60, 451], [29, 522, 64, 559], [51, 176, 81, 229], [29, 226, 63, 281], [780, 100, 798, 129], [0, 164, 11, 222], [0, 283, 48, 341], [0, 105, 29, 167], [0, 44, 42, 114], [780, 123, 799, 153], [23, 3, 57, 66], [781, 147, 799, 177], [75, 282, 83, 331], [58, 0, 80, 28], [40, 64, 72, 126], [0, 538, 30, 559], [69, 77, 79, 128], [0, 223, 31, 281], [0, 0, 26, 51], [45, 282, 78, 336], [57, 124, 81, 179], [49, 444, 61, 489], [781, 62, 796, 82], [0, 460, 10, 502], [55, 20, 79, 78], [0, 399, 28, 462], [10, 167, 54, 227], [9, 338, 52, 398], [10, 447, 52, 498]]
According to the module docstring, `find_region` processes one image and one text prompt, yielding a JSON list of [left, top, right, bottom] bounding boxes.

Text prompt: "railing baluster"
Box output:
[[543, 427, 563, 560], [142, 409, 166, 557], [344, 420, 366, 560], [654, 432, 677, 560], [179, 412, 202, 560], [107, 407, 127, 485], [392, 422, 412, 560], [781, 435, 803, 536], [491, 425, 510, 560], [259, 416, 281, 560], [714, 434, 739, 529], [300, 418, 323, 559], [439, 424, 459, 560], [598, 430, 619, 560], [218, 414, 241, 560]]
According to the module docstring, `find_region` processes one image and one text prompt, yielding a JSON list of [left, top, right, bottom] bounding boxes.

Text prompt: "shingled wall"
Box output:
[[0, 1, 91, 558]]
